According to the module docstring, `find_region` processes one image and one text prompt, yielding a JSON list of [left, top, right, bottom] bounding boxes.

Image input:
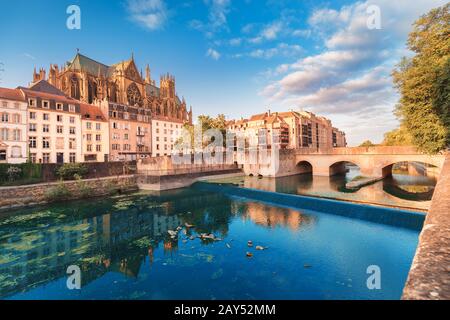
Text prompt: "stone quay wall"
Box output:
[[402, 153, 450, 300], [0, 175, 138, 211]]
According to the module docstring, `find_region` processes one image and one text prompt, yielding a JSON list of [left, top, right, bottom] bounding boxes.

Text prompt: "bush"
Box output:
[[6, 166, 22, 181], [75, 175, 93, 198], [56, 163, 88, 180], [45, 182, 71, 202]]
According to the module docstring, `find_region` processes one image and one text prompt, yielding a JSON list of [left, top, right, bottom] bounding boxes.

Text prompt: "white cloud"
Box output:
[[233, 43, 302, 60], [206, 48, 221, 60], [190, 0, 231, 36], [126, 0, 169, 30], [260, 0, 447, 145]]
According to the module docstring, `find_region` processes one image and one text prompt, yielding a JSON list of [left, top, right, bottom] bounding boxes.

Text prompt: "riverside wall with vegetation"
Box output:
[[402, 153, 450, 300], [0, 175, 137, 211]]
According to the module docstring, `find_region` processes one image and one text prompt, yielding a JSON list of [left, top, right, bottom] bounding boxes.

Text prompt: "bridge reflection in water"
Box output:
[[208, 163, 437, 211]]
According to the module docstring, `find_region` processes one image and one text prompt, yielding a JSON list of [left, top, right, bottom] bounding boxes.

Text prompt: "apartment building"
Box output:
[[151, 119, 184, 157], [97, 100, 152, 161], [80, 104, 110, 162], [19, 80, 83, 164], [0, 88, 28, 163], [227, 109, 347, 150]]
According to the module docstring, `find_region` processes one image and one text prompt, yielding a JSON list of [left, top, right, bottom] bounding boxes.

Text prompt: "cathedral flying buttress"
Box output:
[[32, 52, 192, 124]]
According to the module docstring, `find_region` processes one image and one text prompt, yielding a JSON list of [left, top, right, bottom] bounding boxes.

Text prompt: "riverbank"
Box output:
[[0, 175, 137, 211]]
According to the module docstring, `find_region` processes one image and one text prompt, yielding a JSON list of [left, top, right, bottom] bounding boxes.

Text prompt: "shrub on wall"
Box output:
[[44, 182, 71, 202], [56, 163, 88, 180], [74, 174, 93, 198]]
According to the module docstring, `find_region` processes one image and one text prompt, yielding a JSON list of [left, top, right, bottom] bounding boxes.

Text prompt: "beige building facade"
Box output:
[[19, 81, 83, 164], [80, 103, 110, 162]]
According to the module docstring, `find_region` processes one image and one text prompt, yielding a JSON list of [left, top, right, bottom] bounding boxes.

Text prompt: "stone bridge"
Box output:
[[243, 146, 446, 178]]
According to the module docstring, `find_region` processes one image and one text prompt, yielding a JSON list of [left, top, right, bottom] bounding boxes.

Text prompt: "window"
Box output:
[[56, 103, 63, 111], [57, 126, 63, 134], [29, 123, 37, 132], [69, 105, 76, 113], [42, 137, 50, 149], [156, 128, 159, 134], [42, 101, 50, 109], [1, 113, 8, 122], [113, 133, 120, 140], [42, 153, 50, 163], [30, 153, 37, 163], [156, 144, 159, 150], [96, 134, 101, 141], [29, 137, 37, 148], [28, 99, 36, 106], [70, 116, 75, 124], [96, 145, 102, 152], [57, 115, 63, 122], [69, 153, 76, 163], [124, 133, 129, 140], [86, 134, 92, 141], [43, 124, 49, 133], [112, 144, 120, 151], [156, 137, 159, 141], [69, 138, 76, 149], [30, 112, 36, 120], [43, 113, 49, 121], [12, 129, 21, 141], [1, 128, 8, 140], [13, 114, 21, 123], [87, 144, 92, 152], [86, 122, 92, 130], [113, 122, 118, 129], [96, 123, 101, 130]]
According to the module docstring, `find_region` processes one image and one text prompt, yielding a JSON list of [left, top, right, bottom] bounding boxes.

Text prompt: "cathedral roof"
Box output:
[[67, 53, 114, 77]]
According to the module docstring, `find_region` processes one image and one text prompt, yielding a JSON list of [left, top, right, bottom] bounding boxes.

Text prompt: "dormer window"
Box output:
[[56, 103, 63, 111], [42, 100, 50, 109], [28, 99, 36, 107], [69, 104, 76, 113]]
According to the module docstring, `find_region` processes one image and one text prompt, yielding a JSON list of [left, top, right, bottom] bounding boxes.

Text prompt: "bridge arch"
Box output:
[[296, 160, 313, 175], [380, 161, 440, 178], [329, 160, 362, 176]]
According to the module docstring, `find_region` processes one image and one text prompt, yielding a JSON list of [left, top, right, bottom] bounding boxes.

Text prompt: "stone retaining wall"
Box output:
[[0, 175, 137, 211], [402, 153, 450, 300]]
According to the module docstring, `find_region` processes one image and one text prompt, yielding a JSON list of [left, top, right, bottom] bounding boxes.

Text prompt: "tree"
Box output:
[[359, 140, 376, 147], [175, 114, 228, 150], [392, 3, 449, 154], [382, 126, 413, 146]]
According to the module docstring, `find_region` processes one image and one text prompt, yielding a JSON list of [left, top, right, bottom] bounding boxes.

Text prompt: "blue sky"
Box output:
[[0, 0, 446, 145]]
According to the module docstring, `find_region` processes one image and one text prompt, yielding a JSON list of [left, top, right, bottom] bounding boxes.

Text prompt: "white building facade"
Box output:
[[0, 88, 28, 163]]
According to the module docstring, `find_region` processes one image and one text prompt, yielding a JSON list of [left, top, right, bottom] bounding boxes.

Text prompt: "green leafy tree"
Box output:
[[392, 3, 449, 154], [358, 140, 376, 147], [382, 126, 413, 146], [176, 114, 228, 150]]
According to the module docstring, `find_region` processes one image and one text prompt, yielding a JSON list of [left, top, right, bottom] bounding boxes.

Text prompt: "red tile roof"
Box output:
[[79, 104, 107, 121], [0, 87, 25, 102], [20, 87, 78, 105]]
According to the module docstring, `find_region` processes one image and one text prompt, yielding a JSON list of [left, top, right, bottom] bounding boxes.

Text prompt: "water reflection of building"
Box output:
[[231, 201, 314, 231], [0, 203, 181, 298]]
